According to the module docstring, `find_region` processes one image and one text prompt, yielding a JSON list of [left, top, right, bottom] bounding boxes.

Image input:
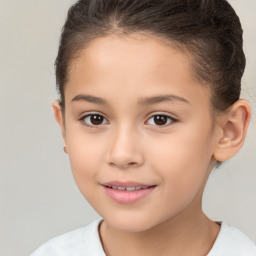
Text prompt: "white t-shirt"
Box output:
[[30, 219, 256, 256]]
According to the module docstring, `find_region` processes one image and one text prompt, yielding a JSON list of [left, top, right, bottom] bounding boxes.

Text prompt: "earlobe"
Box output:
[[52, 101, 66, 142], [213, 100, 251, 162]]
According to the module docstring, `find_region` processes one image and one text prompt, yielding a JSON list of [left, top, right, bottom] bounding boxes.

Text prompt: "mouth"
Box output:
[[104, 184, 154, 191], [102, 181, 157, 204]]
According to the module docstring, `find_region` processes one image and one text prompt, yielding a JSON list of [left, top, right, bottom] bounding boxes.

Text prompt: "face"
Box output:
[[56, 34, 219, 232]]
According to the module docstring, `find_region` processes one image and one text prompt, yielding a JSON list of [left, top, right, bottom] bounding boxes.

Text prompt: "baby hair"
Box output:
[[55, 0, 245, 114]]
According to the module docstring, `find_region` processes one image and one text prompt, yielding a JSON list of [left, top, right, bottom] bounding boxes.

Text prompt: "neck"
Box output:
[[99, 209, 220, 256]]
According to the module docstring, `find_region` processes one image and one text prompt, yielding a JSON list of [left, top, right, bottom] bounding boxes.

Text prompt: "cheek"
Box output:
[[66, 132, 106, 190], [148, 125, 214, 199], [149, 125, 213, 167]]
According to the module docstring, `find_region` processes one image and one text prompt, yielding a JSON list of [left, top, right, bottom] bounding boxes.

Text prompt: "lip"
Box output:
[[103, 181, 153, 187], [102, 181, 156, 204]]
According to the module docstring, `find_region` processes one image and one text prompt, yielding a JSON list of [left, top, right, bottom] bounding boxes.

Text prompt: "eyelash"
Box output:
[[79, 113, 109, 128], [79, 113, 177, 128]]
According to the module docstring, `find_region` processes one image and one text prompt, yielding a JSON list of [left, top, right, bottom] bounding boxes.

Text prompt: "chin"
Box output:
[[102, 211, 165, 233]]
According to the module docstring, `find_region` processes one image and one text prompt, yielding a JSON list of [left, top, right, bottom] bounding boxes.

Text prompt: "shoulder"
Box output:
[[208, 222, 256, 256], [30, 219, 105, 256]]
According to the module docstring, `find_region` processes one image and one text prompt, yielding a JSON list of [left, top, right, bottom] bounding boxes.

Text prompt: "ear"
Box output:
[[52, 101, 67, 145], [213, 100, 251, 162]]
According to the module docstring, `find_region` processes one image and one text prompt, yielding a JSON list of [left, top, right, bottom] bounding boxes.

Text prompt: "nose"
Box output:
[[106, 126, 144, 169]]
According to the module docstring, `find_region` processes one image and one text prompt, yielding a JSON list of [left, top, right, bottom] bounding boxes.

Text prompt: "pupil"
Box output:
[[154, 115, 167, 125], [91, 115, 103, 125]]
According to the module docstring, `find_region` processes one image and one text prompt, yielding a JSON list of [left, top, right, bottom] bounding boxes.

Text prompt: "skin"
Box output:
[[53, 34, 251, 256]]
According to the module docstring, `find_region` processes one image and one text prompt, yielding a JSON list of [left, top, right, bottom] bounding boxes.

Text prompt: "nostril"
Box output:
[[109, 161, 138, 169], [128, 162, 137, 166]]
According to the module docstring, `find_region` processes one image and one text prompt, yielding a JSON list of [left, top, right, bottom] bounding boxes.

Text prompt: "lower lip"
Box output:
[[103, 186, 156, 204]]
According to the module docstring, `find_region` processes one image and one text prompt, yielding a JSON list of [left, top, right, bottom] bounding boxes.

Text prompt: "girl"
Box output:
[[31, 0, 256, 255]]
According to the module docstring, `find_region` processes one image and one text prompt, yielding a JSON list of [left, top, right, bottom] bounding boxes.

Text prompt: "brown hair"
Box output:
[[55, 0, 245, 113]]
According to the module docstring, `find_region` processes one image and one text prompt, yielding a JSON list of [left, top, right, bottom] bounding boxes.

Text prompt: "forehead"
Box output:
[[68, 34, 194, 83], [66, 34, 211, 110]]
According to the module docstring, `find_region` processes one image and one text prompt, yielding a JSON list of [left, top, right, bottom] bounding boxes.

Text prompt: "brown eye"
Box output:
[[154, 115, 168, 125], [90, 115, 104, 125], [147, 114, 176, 126], [83, 114, 108, 126]]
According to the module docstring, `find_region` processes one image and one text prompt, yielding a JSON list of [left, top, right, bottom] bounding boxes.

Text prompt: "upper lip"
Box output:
[[102, 181, 156, 188]]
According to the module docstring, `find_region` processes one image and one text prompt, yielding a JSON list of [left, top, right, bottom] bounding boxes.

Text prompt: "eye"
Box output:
[[81, 114, 109, 127], [146, 114, 176, 127]]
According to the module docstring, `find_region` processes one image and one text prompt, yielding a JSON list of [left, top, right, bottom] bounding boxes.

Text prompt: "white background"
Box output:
[[0, 1, 255, 255]]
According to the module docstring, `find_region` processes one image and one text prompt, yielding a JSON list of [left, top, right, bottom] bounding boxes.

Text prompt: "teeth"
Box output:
[[126, 187, 136, 191], [109, 186, 149, 191]]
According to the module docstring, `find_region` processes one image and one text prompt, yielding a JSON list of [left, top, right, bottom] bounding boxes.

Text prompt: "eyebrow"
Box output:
[[138, 94, 190, 105], [72, 94, 107, 105], [71, 94, 190, 105]]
